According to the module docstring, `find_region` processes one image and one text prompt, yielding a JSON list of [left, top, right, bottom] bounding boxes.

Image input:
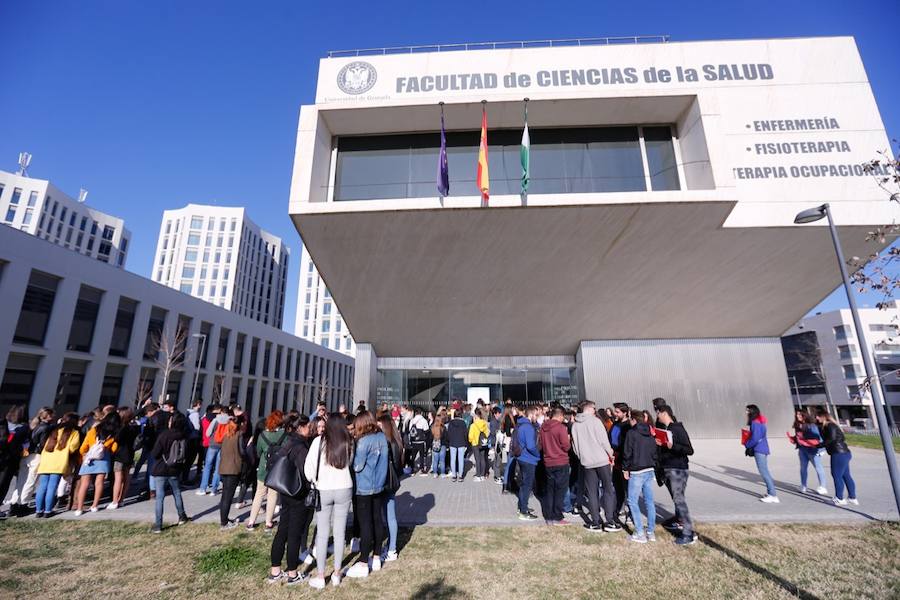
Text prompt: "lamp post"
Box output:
[[795, 203, 900, 513], [190, 333, 207, 406], [790, 375, 802, 409]]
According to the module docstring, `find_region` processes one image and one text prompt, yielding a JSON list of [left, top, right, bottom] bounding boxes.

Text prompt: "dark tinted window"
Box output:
[[14, 271, 60, 345], [67, 285, 103, 352]]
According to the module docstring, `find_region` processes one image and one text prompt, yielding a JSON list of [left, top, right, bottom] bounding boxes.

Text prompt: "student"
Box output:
[[515, 407, 541, 520], [538, 407, 571, 524], [744, 404, 778, 503], [377, 412, 404, 562], [34, 413, 81, 518], [305, 415, 354, 590], [196, 404, 215, 485], [8, 407, 54, 517], [429, 416, 446, 478], [571, 400, 619, 533], [791, 410, 828, 495], [815, 409, 858, 506], [218, 415, 244, 530], [0, 406, 30, 518], [406, 408, 429, 476], [468, 408, 491, 482], [446, 410, 469, 482], [197, 405, 227, 495], [501, 405, 518, 486], [609, 403, 632, 519], [489, 407, 504, 483], [622, 409, 658, 543], [73, 411, 120, 516], [109, 407, 139, 510], [247, 411, 287, 531], [149, 411, 190, 533], [183, 400, 203, 485], [346, 411, 388, 579], [656, 405, 697, 545]]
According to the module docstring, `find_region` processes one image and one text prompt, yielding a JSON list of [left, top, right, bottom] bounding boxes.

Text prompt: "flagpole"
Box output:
[[522, 97, 529, 206], [480, 99, 488, 208], [438, 101, 445, 206]]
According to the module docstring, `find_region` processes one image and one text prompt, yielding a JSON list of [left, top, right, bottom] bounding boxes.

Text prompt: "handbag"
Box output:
[[304, 440, 322, 511], [386, 444, 402, 494], [264, 444, 302, 497]]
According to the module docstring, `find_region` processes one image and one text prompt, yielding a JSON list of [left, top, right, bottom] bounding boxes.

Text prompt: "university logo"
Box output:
[[337, 61, 377, 95]]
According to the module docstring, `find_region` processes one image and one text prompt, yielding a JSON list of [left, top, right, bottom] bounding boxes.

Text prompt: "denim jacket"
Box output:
[[353, 431, 388, 495]]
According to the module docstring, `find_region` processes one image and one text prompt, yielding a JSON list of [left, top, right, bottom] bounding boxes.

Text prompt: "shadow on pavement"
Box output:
[[395, 491, 436, 526], [410, 576, 463, 599]]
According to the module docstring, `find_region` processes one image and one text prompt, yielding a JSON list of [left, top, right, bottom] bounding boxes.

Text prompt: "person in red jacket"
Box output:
[[538, 407, 572, 525]]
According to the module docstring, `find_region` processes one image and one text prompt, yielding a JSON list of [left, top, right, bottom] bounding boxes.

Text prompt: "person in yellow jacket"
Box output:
[[34, 413, 81, 517], [468, 408, 491, 482], [73, 412, 120, 516]]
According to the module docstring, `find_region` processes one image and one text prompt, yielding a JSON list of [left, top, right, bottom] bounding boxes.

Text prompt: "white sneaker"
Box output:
[[89, 506, 100, 513], [848, 498, 859, 505], [816, 486, 828, 496], [833, 496, 848, 506], [371, 556, 381, 572], [800, 486, 808, 494], [195, 490, 206, 496], [350, 538, 360, 553], [300, 550, 313, 566], [759, 495, 780, 503], [346, 561, 369, 578], [308, 577, 326, 590], [74, 510, 83, 517], [106, 502, 118, 510], [330, 573, 341, 588], [385, 550, 398, 562]]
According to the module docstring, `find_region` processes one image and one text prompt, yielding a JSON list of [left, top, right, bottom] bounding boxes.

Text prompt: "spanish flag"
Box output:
[[477, 105, 489, 203]]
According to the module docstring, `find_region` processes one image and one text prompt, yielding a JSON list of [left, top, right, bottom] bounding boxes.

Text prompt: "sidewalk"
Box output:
[[5, 439, 898, 527]]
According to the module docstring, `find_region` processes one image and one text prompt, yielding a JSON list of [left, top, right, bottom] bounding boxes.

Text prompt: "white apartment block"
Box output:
[[152, 205, 288, 329], [296, 243, 356, 356], [0, 225, 353, 419], [0, 169, 131, 268], [783, 303, 900, 427]]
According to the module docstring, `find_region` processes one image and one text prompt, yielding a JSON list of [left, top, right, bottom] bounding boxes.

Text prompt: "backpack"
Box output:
[[164, 438, 187, 467], [409, 423, 425, 444], [213, 423, 227, 445], [84, 440, 106, 462], [478, 427, 489, 448], [264, 432, 288, 471], [510, 429, 523, 457]]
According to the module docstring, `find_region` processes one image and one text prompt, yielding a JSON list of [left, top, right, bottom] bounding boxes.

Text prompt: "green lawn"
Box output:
[[844, 433, 900, 453], [0, 520, 897, 599]]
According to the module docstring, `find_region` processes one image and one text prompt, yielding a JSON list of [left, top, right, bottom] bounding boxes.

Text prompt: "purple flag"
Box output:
[[437, 110, 449, 197]]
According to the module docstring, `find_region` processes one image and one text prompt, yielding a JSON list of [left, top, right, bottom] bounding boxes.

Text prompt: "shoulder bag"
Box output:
[[304, 439, 322, 511]]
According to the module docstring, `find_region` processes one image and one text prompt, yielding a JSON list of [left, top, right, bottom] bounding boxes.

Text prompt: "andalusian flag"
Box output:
[[477, 105, 489, 203], [520, 101, 530, 196]]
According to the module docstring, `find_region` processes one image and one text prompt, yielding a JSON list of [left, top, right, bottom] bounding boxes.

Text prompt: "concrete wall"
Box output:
[[577, 338, 794, 438]]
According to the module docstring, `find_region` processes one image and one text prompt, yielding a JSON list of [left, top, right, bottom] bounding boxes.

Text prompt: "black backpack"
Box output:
[[510, 429, 523, 457], [264, 432, 288, 471], [164, 438, 187, 467]]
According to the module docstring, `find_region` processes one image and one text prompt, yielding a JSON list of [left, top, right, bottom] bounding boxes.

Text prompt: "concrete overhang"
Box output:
[[292, 198, 888, 357]]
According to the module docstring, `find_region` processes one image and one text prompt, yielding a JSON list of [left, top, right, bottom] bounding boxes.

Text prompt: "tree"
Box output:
[[316, 376, 330, 408], [135, 374, 154, 409], [151, 322, 189, 404]]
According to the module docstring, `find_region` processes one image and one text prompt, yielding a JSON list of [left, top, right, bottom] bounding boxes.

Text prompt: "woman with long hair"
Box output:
[[743, 404, 778, 503], [109, 407, 138, 510], [247, 410, 286, 531], [815, 408, 858, 505], [346, 410, 388, 579], [74, 411, 121, 515], [790, 410, 828, 495], [0, 406, 30, 517], [429, 415, 446, 478], [378, 412, 404, 562], [34, 413, 80, 517], [304, 414, 353, 590], [218, 414, 244, 529], [8, 407, 54, 516]]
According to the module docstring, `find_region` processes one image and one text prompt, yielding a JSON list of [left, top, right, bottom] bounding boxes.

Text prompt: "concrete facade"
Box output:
[[295, 242, 356, 356]]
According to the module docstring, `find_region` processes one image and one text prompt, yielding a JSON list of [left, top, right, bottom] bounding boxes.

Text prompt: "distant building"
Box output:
[[295, 243, 356, 356], [782, 303, 900, 427], [151, 205, 288, 329], [0, 169, 131, 268]]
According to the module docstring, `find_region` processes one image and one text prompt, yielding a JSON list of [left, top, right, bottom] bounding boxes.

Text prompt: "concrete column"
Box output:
[[120, 299, 152, 406], [80, 290, 121, 407], [0, 260, 32, 378], [353, 343, 377, 410], [30, 276, 81, 413], [201, 324, 221, 405]]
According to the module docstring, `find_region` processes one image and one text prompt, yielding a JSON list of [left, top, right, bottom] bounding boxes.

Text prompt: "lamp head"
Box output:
[[794, 204, 828, 224]]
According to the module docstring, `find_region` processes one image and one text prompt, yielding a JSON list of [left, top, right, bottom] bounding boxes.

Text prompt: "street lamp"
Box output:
[[190, 333, 208, 406], [794, 203, 900, 513]]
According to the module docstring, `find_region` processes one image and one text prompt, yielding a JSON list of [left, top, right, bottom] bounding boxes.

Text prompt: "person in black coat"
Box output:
[[149, 412, 189, 533], [656, 405, 696, 545]]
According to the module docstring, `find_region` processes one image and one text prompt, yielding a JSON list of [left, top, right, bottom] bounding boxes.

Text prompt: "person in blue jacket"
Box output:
[[744, 404, 778, 503], [515, 407, 541, 520]]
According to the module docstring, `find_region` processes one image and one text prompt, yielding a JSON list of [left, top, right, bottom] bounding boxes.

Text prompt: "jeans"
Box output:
[[314, 488, 352, 576], [664, 468, 694, 538], [430, 447, 446, 475], [473, 447, 488, 478], [219, 474, 239, 525], [830, 452, 857, 499], [799, 448, 827, 488], [543, 465, 569, 522], [147, 456, 156, 491], [270, 494, 310, 572], [449, 446, 466, 478], [154, 476, 187, 529], [382, 491, 397, 553], [626, 470, 656, 537], [199, 446, 222, 492], [754, 452, 777, 496], [356, 493, 385, 562], [583, 465, 615, 527], [517, 462, 536, 514], [34, 473, 61, 514]]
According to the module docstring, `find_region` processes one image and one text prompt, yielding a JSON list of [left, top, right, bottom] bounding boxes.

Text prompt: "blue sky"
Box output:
[[1, 0, 898, 332]]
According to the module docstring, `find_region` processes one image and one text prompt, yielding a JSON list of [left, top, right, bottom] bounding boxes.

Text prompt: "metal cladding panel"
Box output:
[[578, 338, 793, 438], [377, 355, 575, 370]]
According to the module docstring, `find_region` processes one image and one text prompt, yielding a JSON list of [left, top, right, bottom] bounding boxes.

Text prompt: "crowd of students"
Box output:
[[0, 395, 863, 588]]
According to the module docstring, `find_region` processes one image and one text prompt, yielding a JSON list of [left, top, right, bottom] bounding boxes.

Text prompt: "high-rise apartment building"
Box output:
[[152, 205, 288, 329], [0, 169, 131, 268], [296, 243, 356, 356]]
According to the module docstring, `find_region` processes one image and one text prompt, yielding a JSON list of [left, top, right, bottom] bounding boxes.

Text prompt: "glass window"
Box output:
[[90, 221, 98, 235], [198, 283, 205, 295], [179, 281, 192, 293], [27, 191, 38, 207], [22, 208, 33, 225], [322, 320, 331, 333], [185, 249, 198, 262], [217, 328, 230, 371], [4, 206, 16, 222], [79, 216, 87, 231], [14, 271, 61, 345], [834, 325, 852, 340], [69, 213, 76, 227], [190, 216, 203, 229], [234, 333, 245, 373], [143, 306, 168, 360], [322, 339, 329, 349], [182, 265, 195, 278], [187, 233, 201, 245], [842, 364, 858, 379], [643, 126, 680, 191], [98, 241, 112, 256], [323, 302, 332, 315], [210, 285, 216, 297], [10, 188, 22, 205], [249, 338, 259, 375], [67, 285, 103, 352], [345, 337, 352, 351], [109, 297, 138, 356], [165, 220, 171, 234], [102, 225, 114, 240]]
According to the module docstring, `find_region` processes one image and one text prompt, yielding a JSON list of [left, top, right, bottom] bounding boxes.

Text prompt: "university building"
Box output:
[[288, 36, 893, 436], [296, 242, 357, 356]]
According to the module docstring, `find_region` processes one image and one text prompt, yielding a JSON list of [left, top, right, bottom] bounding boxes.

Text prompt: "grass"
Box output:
[[845, 433, 900, 453], [0, 520, 897, 599]]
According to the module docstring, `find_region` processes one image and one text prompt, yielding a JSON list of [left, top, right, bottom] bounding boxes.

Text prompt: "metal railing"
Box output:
[[327, 36, 670, 58]]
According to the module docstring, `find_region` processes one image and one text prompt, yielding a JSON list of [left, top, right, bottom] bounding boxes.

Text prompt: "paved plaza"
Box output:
[[7, 439, 897, 528]]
